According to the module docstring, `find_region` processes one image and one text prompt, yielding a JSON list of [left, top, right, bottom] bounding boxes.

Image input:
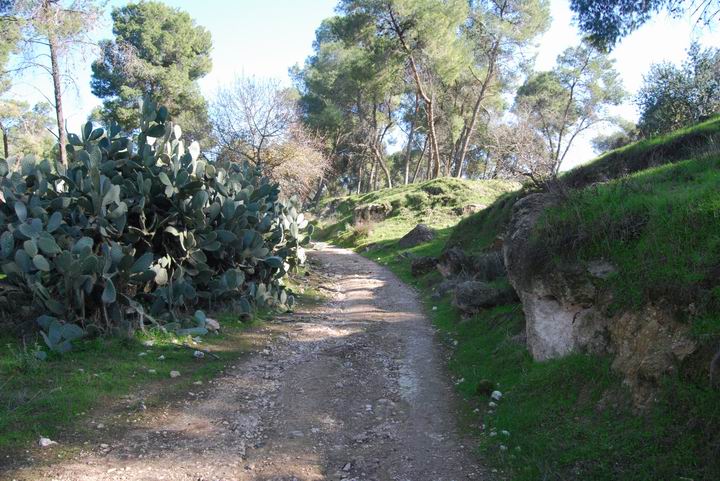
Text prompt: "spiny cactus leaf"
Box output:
[[102, 278, 117, 303]]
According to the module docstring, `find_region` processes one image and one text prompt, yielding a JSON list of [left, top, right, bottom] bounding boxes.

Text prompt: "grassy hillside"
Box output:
[[317, 117, 720, 480], [534, 153, 720, 329], [447, 115, 720, 255], [315, 177, 519, 250]]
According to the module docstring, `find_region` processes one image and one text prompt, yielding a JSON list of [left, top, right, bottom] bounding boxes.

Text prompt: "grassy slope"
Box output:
[[536, 153, 720, 323], [447, 115, 720, 254], [316, 177, 519, 250], [318, 121, 720, 479]]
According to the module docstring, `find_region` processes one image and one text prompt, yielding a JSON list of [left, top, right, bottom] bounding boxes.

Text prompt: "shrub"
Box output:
[[349, 218, 376, 240], [0, 101, 311, 344]]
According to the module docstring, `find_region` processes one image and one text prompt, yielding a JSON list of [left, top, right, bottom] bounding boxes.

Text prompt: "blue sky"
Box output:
[[7, 0, 720, 170]]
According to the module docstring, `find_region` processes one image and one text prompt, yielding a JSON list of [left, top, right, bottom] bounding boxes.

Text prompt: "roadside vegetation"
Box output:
[[0, 310, 264, 452]]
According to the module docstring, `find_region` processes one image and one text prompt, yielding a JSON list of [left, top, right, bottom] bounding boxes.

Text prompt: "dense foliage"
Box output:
[[0, 101, 311, 351], [91, 1, 213, 142], [637, 42, 720, 137], [295, 0, 552, 193]]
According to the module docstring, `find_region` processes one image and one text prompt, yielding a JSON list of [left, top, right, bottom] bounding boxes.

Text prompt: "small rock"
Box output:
[[342, 462, 352, 472], [499, 445, 508, 451], [157, 355, 165, 361], [501, 430, 510, 436], [170, 370, 181, 378], [206, 317, 221, 331], [193, 380, 203, 385], [488, 401, 497, 408], [193, 350, 205, 359], [398, 224, 436, 248], [97, 423, 105, 429], [138, 352, 147, 357], [142, 340, 154, 347], [476, 379, 496, 396], [491, 390, 503, 401], [38, 437, 57, 447], [148, 369, 157, 374]]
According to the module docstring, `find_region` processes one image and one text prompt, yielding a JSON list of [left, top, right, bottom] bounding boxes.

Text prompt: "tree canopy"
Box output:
[[637, 42, 720, 136], [515, 43, 625, 175], [91, 0, 213, 141]]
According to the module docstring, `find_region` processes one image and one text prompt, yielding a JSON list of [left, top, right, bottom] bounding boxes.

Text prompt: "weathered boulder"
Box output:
[[410, 256, 438, 277], [353, 202, 391, 222], [453, 203, 486, 216], [437, 247, 468, 277], [398, 224, 436, 248], [437, 247, 506, 281], [452, 280, 518, 315]]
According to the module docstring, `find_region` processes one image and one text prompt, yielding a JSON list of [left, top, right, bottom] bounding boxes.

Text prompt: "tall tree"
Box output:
[[450, 0, 550, 178], [5, 0, 103, 166], [295, 12, 404, 190], [358, 0, 470, 178], [91, 1, 212, 142], [515, 43, 625, 176], [0, 0, 21, 94]]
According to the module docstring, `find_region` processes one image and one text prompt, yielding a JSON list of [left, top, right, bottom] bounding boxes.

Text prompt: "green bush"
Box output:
[[0, 101, 311, 345]]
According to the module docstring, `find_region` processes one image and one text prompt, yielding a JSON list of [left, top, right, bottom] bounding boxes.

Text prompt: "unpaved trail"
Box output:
[[6, 245, 484, 481]]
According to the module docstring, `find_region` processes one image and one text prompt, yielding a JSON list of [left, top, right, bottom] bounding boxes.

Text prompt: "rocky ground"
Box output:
[[4, 244, 484, 481]]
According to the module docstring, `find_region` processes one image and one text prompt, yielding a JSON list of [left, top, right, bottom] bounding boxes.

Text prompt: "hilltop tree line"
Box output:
[[0, 0, 718, 201]]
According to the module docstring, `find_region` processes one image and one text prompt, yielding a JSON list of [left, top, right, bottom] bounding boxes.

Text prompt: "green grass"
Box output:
[[444, 115, 720, 256], [0, 308, 272, 452], [535, 153, 720, 336], [563, 115, 720, 188]]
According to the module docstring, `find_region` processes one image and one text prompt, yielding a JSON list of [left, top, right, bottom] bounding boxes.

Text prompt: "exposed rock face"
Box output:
[[453, 203, 486, 216], [353, 203, 391, 222], [611, 304, 696, 403], [398, 224, 436, 248], [437, 247, 506, 281], [503, 192, 698, 401], [453, 280, 518, 315], [410, 256, 438, 277]]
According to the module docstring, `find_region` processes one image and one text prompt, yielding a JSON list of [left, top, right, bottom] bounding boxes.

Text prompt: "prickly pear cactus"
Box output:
[[0, 100, 309, 344]]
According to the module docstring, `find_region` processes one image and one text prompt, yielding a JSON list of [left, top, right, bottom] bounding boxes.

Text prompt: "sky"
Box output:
[[6, 0, 720, 170]]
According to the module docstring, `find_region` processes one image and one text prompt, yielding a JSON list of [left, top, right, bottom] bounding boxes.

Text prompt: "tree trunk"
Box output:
[[0, 124, 8, 159], [48, 29, 67, 167], [369, 159, 376, 192], [311, 175, 325, 205], [411, 136, 428, 183], [427, 97, 441, 178], [371, 144, 393, 189], [404, 94, 419, 184], [357, 163, 364, 194], [455, 41, 501, 179]]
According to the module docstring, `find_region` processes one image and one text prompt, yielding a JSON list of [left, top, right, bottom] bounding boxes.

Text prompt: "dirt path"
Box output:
[[6, 245, 484, 481]]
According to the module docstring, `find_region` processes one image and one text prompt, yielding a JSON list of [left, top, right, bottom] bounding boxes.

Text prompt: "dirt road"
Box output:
[[6, 245, 484, 481]]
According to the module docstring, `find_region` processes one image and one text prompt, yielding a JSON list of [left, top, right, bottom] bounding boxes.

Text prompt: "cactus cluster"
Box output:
[[0, 101, 311, 346]]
